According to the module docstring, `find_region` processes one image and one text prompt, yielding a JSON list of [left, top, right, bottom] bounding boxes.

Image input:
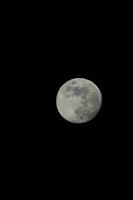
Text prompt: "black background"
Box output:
[[34, 14, 119, 184], [3, 2, 132, 196], [23, 4, 129, 188]]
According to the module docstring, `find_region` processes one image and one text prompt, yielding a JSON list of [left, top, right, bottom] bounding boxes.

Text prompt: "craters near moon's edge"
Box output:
[[65, 85, 72, 92], [71, 80, 77, 85]]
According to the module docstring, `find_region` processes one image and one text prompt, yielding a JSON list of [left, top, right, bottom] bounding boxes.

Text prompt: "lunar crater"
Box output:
[[71, 80, 77, 85]]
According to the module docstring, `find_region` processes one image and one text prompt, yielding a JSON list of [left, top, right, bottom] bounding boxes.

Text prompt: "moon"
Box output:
[[56, 78, 102, 123]]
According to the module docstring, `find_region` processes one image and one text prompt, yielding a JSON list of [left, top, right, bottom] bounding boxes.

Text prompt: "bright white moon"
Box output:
[[56, 78, 102, 123]]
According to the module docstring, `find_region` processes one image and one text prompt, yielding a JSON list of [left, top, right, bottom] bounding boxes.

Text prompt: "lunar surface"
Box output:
[[56, 78, 102, 123]]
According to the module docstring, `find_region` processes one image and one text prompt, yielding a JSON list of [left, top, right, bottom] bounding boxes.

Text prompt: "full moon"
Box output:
[[56, 78, 102, 123]]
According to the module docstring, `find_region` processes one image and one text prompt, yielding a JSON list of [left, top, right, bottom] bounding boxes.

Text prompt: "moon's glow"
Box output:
[[56, 78, 102, 123]]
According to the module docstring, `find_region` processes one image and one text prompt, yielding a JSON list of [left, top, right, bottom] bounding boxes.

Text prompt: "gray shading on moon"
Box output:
[[56, 78, 102, 123]]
